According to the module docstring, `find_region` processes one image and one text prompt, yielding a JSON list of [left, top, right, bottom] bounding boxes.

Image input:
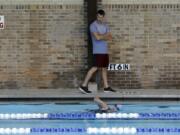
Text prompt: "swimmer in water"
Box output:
[[88, 96, 120, 113]]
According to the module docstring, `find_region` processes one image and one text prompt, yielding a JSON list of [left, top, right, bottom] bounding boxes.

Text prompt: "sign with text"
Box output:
[[0, 16, 4, 29], [108, 64, 130, 71]]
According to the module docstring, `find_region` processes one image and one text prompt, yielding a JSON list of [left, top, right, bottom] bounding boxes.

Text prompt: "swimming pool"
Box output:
[[0, 102, 180, 135]]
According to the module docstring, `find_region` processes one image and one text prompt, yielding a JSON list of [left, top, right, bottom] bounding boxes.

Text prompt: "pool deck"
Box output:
[[0, 88, 179, 102]]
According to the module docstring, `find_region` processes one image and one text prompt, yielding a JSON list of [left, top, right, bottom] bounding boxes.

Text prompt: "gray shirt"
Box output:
[[90, 20, 110, 54]]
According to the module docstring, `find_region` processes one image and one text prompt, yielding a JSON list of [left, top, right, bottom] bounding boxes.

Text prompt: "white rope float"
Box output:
[[0, 128, 30, 134], [87, 127, 137, 134], [95, 113, 139, 119], [0, 113, 48, 119]]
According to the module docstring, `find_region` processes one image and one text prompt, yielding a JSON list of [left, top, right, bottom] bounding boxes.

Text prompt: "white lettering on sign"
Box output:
[[108, 64, 130, 71], [0, 16, 4, 29]]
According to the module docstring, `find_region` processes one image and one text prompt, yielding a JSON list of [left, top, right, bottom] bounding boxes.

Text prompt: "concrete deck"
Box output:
[[0, 88, 179, 102]]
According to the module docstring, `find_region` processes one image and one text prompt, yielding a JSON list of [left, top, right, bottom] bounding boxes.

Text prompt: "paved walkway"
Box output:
[[0, 88, 179, 101]]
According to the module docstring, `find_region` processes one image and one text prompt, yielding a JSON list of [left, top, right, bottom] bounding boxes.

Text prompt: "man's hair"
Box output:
[[97, 9, 105, 16]]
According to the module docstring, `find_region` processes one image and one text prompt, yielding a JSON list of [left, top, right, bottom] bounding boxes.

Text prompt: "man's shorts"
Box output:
[[93, 54, 109, 68]]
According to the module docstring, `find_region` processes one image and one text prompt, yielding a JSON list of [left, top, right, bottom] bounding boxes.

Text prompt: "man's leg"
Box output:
[[102, 68, 116, 92], [82, 67, 98, 87], [102, 68, 109, 88]]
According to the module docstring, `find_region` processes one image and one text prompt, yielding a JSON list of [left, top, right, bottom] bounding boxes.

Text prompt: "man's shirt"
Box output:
[[90, 20, 110, 54]]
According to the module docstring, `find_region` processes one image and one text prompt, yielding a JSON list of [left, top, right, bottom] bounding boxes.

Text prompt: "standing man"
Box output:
[[79, 9, 116, 94]]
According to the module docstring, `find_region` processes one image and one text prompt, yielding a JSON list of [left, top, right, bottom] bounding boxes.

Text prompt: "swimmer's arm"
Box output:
[[94, 96, 109, 110]]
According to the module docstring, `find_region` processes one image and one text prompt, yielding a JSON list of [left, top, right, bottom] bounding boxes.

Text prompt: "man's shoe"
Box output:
[[104, 87, 116, 92], [79, 85, 92, 94]]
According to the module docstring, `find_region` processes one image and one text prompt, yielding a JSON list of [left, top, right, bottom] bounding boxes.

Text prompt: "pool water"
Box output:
[[0, 102, 180, 135]]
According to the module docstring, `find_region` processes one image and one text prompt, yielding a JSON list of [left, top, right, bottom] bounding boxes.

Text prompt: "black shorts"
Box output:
[[93, 54, 109, 68]]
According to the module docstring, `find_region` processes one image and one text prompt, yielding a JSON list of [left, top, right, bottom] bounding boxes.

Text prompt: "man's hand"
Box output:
[[105, 33, 112, 41]]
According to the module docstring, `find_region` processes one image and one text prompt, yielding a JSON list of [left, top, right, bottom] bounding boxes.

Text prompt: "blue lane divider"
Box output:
[[31, 128, 86, 133], [139, 112, 180, 120], [0, 112, 180, 120], [48, 112, 180, 120], [87, 127, 180, 134], [0, 127, 180, 134], [48, 112, 95, 119], [137, 128, 180, 133]]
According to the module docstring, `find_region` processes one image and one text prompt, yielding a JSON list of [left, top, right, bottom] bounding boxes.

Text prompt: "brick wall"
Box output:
[[0, 0, 180, 89], [0, 0, 87, 89], [98, 0, 180, 88]]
